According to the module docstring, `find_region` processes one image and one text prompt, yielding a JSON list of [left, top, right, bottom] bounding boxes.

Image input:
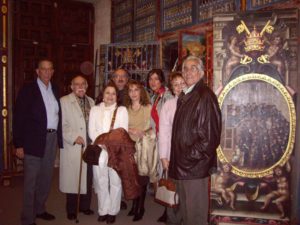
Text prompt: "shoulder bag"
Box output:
[[82, 107, 118, 165]]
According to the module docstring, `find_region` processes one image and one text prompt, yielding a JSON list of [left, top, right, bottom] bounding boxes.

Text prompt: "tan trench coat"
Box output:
[[59, 92, 94, 194]]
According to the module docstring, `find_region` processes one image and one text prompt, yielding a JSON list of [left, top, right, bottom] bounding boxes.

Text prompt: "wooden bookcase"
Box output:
[[134, 0, 157, 42], [198, 0, 237, 24], [13, 0, 94, 99], [112, 0, 157, 43], [246, 0, 288, 10], [112, 0, 134, 42], [161, 0, 194, 33], [111, 0, 291, 42]]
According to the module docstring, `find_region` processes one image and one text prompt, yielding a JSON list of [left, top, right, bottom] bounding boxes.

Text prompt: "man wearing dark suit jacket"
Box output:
[[13, 59, 63, 225]]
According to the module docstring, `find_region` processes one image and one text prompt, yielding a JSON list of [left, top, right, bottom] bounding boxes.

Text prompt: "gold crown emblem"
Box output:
[[244, 26, 264, 52], [236, 20, 274, 53]]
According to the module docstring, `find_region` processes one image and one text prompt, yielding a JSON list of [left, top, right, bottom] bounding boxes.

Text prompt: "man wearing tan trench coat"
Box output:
[[59, 75, 95, 220]]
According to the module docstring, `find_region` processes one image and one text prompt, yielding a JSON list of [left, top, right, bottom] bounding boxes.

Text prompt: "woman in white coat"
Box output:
[[89, 81, 128, 224], [59, 75, 95, 220]]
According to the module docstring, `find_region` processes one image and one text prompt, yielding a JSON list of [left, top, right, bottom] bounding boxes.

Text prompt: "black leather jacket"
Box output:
[[169, 79, 222, 180]]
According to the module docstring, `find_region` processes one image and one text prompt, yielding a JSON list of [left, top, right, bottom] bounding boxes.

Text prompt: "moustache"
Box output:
[[76, 89, 86, 92]]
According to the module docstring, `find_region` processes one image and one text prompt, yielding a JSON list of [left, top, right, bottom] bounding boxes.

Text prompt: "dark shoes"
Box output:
[[106, 215, 116, 224], [28, 223, 37, 225], [120, 201, 127, 210], [67, 213, 76, 220], [97, 214, 116, 224], [133, 208, 145, 222], [98, 214, 108, 222], [36, 212, 55, 220], [67, 209, 93, 220], [127, 200, 136, 216], [157, 209, 167, 223], [127, 207, 135, 216], [80, 209, 94, 215]]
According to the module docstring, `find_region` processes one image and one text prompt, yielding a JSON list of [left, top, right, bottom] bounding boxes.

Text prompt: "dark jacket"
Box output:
[[169, 79, 221, 180], [13, 80, 63, 157]]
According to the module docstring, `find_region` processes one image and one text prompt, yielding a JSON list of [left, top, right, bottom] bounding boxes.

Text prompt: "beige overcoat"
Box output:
[[59, 92, 94, 194]]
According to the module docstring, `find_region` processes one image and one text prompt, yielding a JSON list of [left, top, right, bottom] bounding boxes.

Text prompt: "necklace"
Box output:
[[131, 103, 141, 112]]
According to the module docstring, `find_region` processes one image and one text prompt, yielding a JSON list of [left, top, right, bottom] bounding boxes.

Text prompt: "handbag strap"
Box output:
[[109, 107, 118, 131], [162, 169, 168, 180]]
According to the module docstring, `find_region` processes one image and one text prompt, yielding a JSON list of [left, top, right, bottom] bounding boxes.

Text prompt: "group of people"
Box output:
[[13, 56, 221, 225]]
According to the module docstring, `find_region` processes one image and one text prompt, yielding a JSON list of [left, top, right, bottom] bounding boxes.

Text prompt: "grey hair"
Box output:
[[182, 56, 204, 72]]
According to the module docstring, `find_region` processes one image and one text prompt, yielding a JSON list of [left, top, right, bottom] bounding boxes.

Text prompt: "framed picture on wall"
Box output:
[[179, 31, 206, 66]]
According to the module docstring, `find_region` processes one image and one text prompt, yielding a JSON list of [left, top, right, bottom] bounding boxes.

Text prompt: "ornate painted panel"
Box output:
[[211, 9, 298, 225]]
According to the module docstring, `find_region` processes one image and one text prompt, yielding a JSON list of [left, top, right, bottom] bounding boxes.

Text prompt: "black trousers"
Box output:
[[66, 164, 93, 214]]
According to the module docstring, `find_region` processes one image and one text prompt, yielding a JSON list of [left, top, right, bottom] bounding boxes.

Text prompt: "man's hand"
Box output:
[[15, 148, 24, 159], [74, 136, 85, 146], [161, 158, 169, 170]]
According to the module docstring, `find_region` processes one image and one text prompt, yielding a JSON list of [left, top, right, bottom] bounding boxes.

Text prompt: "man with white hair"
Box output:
[[13, 59, 63, 225], [169, 56, 222, 225], [59, 75, 95, 220]]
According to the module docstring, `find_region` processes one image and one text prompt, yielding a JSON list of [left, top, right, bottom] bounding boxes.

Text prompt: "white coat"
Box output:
[[88, 102, 128, 216], [59, 92, 95, 194]]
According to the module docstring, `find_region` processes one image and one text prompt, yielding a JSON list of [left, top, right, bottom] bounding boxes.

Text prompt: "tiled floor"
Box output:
[[0, 168, 165, 225]]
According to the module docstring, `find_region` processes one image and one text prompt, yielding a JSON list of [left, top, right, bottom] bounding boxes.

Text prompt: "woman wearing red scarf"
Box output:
[[146, 69, 173, 223]]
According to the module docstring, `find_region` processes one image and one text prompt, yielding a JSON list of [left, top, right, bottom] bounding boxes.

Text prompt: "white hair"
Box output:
[[182, 56, 204, 72]]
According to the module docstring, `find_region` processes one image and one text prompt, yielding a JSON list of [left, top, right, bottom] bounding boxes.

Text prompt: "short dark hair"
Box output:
[[146, 69, 165, 89], [111, 68, 130, 78], [36, 58, 53, 69]]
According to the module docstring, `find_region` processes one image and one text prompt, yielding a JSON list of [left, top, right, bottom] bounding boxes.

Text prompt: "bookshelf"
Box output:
[[134, 0, 157, 42], [112, 0, 134, 42], [161, 0, 194, 32]]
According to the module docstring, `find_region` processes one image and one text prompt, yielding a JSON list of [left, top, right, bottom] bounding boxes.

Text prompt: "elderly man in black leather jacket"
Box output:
[[169, 56, 222, 225]]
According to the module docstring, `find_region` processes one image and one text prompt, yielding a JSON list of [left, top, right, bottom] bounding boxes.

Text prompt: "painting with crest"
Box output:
[[211, 9, 298, 225]]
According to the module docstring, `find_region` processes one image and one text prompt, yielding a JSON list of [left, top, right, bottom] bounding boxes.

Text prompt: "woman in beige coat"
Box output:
[[59, 76, 95, 220]]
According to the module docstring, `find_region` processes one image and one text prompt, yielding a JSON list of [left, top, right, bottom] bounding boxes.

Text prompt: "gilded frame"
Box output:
[[217, 73, 296, 178]]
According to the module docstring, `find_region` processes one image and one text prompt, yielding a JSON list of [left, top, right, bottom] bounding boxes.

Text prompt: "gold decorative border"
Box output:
[[217, 73, 296, 178], [1, 0, 8, 170], [3, 66, 6, 107], [2, 4, 7, 48]]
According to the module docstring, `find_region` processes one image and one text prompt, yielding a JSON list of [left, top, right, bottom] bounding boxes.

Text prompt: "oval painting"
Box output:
[[217, 73, 296, 178]]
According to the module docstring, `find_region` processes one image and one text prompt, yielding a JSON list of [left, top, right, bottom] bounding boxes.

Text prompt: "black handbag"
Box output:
[[82, 107, 118, 165], [82, 144, 102, 165]]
